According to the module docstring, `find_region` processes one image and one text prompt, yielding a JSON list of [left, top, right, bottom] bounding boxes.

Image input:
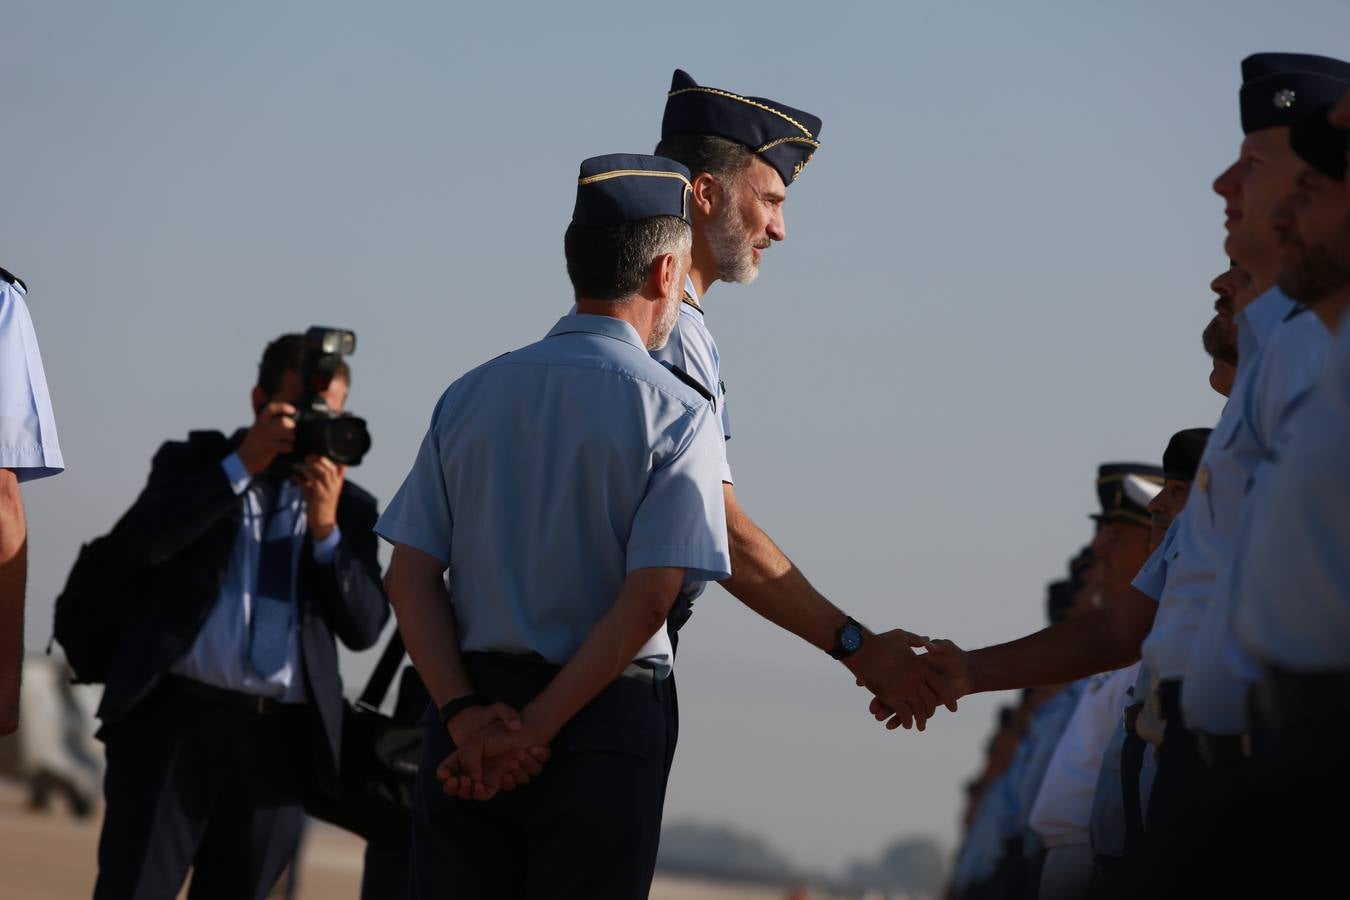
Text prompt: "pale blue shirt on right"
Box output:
[[376, 314, 731, 679], [1235, 311, 1350, 671], [1137, 287, 1296, 682], [1, 274, 64, 480]]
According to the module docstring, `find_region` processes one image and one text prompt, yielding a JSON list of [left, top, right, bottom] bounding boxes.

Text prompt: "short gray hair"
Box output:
[[564, 216, 691, 301]]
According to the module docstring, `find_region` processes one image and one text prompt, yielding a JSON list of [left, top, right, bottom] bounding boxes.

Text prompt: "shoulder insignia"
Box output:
[[664, 364, 714, 402], [0, 266, 26, 292]]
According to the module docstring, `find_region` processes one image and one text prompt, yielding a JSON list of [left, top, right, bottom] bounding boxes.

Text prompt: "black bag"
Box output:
[[50, 533, 148, 684], [305, 629, 428, 844]]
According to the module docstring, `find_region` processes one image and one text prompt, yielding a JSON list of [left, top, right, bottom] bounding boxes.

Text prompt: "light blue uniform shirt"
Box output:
[[649, 276, 733, 484], [0, 276, 64, 480], [1137, 287, 1298, 682], [1235, 312, 1350, 671], [375, 314, 732, 679], [952, 771, 1019, 890], [170, 453, 341, 702], [1182, 303, 1331, 734]]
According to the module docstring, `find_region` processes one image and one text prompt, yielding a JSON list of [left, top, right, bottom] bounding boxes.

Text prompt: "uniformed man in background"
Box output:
[[377, 154, 731, 898]]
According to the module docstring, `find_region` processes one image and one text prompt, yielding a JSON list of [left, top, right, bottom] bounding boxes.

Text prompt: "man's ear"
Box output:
[[251, 386, 267, 416], [647, 252, 680, 300], [690, 171, 722, 218]]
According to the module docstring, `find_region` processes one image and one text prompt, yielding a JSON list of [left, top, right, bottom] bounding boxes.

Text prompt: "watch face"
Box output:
[[841, 625, 863, 653]]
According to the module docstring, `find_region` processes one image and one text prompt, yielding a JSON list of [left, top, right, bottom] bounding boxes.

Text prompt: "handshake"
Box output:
[[436, 629, 975, 801]]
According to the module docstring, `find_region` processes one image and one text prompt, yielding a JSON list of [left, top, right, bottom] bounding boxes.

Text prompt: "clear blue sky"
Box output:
[[7, 0, 1350, 873]]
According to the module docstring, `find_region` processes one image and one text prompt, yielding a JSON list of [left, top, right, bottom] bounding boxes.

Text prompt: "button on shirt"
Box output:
[[375, 314, 732, 679], [1137, 287, 1299, 681], [1182, 303, 1331, 734], [170, 453, 341, 701], [1236, 313, 1350, 671], [0, 277, 63, 480]]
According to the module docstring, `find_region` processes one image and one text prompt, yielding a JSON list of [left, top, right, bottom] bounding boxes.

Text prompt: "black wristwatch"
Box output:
[[828, 616, 866, 660], [438, 693, 486, 728]]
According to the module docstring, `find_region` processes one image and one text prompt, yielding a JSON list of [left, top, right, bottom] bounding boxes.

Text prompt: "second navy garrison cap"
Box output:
[[1240, 53, 1350, 135], [573, 154, 693, 228], [1290, 106, 1349, 182]]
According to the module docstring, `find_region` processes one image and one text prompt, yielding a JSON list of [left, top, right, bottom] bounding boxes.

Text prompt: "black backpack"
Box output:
[[50, 529, 148, 684]]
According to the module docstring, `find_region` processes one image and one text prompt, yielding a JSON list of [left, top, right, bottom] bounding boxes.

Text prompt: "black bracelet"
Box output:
[[438, 693, 486, 727]]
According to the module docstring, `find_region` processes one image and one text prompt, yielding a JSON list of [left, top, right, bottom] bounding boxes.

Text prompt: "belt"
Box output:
[[163, 675, 304, 716], [1193, 730, 1253, 766], [471, 651, 657, 684], [1250, 667, 1350, 732]]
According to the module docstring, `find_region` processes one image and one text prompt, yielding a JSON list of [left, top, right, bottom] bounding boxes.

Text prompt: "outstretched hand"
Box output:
[[866, 639, 972, 730], [847, 629, 960, 732]]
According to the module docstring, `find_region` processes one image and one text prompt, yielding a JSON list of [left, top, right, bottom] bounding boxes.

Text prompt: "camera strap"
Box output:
[[357, 628, 407, 711]]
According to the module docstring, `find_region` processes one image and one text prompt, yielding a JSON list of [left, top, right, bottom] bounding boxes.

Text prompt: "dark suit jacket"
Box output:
[[96, 430, 389, 770]]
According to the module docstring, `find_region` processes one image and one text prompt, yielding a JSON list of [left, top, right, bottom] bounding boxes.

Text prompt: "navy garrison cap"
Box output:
[[1046, 580, 1076, 625], [572, 154, 692, 227], [661, 69, 822, 186], [1240, 53, 1350, 134], [1162, 428, 1212, 482], [1093, 463, 1164, 528], [1290, 106, 1349, 182]]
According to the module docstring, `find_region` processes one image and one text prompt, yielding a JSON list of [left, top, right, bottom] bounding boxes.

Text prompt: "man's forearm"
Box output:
[[1, 471, 27, 735], [720, 486, 845, 652], [384, 548, 475, 710], [967, 597, 1154, 693], [524, 567, 685, 741]]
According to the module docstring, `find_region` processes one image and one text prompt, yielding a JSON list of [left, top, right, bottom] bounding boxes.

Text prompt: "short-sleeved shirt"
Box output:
[[1137, 287, 1300, 681], [1182, 304, 1331, 734], [1030, 663, 1140, 848], [649, 276, 733, 483], [375, 314, 731, 679], [0, 275, 63, 480], [1235, 312, 1350, 671]]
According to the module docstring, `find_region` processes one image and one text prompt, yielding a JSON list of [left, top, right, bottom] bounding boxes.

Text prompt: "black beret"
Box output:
[[1240, 53, 1350, 135], [1162, 428, 1213, 482], [1046, 579, 1076, 625], [1093, 463, 1164, 528], [661, 69, 822, 186], [573, 154, 692, 228], [1290, 106, 1349, 182]]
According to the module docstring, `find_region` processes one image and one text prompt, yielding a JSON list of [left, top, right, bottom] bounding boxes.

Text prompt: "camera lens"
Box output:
[[323, 415, 372, 466]]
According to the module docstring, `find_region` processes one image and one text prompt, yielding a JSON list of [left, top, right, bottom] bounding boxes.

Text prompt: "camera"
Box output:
[[279, 326, 372, 469]]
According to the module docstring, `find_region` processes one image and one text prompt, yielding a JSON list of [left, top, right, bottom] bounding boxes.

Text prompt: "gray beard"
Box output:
[[647, 285, 683, 350], [706, 203, 760, 285]]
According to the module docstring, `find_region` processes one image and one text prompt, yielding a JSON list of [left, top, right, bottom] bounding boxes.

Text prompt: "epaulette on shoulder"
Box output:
[[663, 363, 713, 402], [0, 266, 27, 292], [1283, 303, 1312, 323]]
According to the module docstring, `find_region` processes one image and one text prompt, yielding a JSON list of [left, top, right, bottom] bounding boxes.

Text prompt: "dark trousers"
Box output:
[[361, 839, 412, 900], [411, 654, 670, 900], [94, 680, 310, 900], [1142, 684, 1253, 900]]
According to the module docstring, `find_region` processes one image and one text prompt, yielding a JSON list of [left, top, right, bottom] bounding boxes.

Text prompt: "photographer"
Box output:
[[91, 333, 388, 900]]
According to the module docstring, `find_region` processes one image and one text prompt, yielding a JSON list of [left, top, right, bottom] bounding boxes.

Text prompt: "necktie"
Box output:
[[248, 478, 297, 677]]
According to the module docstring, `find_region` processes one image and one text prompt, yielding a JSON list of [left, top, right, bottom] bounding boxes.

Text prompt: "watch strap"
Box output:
[[828, 616, 866, 660], [438, 693, 486, 727]]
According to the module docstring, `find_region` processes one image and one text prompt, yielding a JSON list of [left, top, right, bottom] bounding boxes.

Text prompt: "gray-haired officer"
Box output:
[[377, 154, 731, 899], [1, 266, 64, 735], [651, 69, 950, 740]]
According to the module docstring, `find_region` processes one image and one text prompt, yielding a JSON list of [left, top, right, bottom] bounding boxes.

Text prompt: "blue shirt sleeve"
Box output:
[[375, 407, 455, 566], [0, 280, 64, 480], [312, 526, 342, 564], [220, 452, 252, 495], [625, 404, 731, 583]]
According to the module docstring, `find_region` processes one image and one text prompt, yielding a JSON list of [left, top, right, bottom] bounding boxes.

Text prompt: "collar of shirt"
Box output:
[[684, 274, 700, 306], [545, 313, 646, 351], [1234, 286, 1295, 373]]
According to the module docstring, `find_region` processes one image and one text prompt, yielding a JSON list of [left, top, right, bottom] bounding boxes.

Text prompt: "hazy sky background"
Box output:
[[7, 0, 1350, 875]]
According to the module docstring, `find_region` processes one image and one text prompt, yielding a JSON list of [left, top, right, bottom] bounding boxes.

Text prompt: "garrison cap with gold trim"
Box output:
[[573, 154, 692, 227], [661, 69, 822, 186], [1240, 52, 1350, 135], [1092, 462, 1164, 528], [1290, 105, 1349, 182]]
